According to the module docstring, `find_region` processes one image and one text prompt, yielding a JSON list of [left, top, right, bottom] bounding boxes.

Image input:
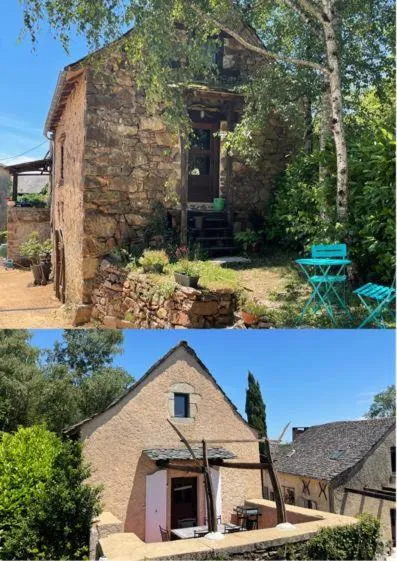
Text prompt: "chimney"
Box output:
[[292, 427, 308, 441]]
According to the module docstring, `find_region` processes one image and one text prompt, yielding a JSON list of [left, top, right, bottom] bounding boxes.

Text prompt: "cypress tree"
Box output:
[[245, 372, 286, 524]]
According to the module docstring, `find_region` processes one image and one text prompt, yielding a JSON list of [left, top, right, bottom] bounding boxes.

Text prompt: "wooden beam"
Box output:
[[220, 461, 270, 470], [188, 439, 264, 444], [225, 102, 233, 225], [345, 487, 396, 502], [163, 463, 204, 474], [180, 135, 188, 245], [12, 174, 18, 202]]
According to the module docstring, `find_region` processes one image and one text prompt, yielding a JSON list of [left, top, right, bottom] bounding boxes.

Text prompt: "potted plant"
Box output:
[[213, 197, 225, 211], [174, 260, 201, 288], [19, 231, 52, 285], [138, 249, 169, 273], [0, 230, 7, 258], [241, 299, 268, 326]]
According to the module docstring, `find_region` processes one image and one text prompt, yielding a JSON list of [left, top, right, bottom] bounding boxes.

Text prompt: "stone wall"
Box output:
[[7, 207, 50, 263], [52, 72, 87, 305], [90, 261, 236, 328]]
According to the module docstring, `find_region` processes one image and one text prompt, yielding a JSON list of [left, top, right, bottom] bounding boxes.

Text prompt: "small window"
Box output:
[[283, 486, 295, 505], [263, 486, 269, 500], [391, 447, 396, 474], [174, 393, 189, 418]]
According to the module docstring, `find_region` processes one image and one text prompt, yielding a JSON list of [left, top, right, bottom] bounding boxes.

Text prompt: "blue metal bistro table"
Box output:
[[295, 257, 352, 325]]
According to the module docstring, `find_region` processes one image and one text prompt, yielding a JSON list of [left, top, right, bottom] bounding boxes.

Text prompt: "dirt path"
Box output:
[[0, 268, 74, 328]]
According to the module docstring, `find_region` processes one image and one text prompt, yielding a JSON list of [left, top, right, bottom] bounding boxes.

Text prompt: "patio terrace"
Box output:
[[94, 499, 357, 561]]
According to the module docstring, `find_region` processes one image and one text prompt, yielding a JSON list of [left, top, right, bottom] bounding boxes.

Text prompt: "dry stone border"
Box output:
[[91, 259, 237, 328]]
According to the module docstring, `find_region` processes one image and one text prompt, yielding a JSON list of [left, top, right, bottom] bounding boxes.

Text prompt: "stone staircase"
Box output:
[[188, 210, 236, 257]]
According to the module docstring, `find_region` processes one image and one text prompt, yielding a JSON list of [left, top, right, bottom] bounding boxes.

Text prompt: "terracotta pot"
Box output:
[[174, 272, 199, 288], [241, 310, 259, 326]]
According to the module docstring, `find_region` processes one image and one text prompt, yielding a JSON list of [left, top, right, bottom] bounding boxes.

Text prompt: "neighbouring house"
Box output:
[[44, 23, 293, 309], [64, 341, 263, 542], [264, 419, 396, 544]]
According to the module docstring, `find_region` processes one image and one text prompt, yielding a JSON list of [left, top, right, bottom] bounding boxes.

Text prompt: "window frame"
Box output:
[[174, 392, 190, 418]]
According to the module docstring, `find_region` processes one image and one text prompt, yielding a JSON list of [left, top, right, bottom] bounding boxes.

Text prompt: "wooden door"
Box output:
[[188, 122, 220, 202], [171, 477, 198, 529], [55, 230, 65, 303]]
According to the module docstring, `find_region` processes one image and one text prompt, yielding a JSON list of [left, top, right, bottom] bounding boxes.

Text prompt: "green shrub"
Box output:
[[19, 232, 52, 264], [174, 259, 201, 277], [139, 249, 169, 273], [307, 514, 382, 560], [242, 299, 269, 317], [0, 425, 101, 560], [266, 151, 337, 251], [234, 229, 264, 255]]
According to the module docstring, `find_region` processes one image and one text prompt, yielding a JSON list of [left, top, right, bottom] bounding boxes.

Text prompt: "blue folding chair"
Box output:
[[297, 244, 352, 325], [354, 281, 396, 328]]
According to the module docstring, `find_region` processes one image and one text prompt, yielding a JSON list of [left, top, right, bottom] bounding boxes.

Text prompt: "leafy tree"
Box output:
[[43, 330, 134, 429], [0, 330, 42, 432], [0, 425, 101, 560], [17, 0, 394, 221], [245, 372, 286, 524], [365, 385, 396, 419]]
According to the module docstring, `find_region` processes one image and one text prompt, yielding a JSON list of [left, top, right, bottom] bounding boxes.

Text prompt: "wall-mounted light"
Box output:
[[200, 110, 205, 119]]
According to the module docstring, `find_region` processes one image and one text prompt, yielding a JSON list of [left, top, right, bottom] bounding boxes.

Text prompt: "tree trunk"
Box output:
[[303, 96, 313, 154], [321, 0, 348, 220], [262, 441, 287, 524], [319, 86, 331, 182]]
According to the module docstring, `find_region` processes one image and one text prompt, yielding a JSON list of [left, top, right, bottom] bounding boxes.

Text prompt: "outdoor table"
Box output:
[[295, 257, 352, 325], [170, 522, 244, 539]]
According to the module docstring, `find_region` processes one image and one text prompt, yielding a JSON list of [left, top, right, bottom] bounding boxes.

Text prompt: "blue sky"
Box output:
[[30, 329, 395, 440], [0, 0, 88, 165]]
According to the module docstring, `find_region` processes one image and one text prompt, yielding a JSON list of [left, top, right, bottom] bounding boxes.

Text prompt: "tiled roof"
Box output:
[[144, 447, 236, 461], [273, 418, 395, 483]]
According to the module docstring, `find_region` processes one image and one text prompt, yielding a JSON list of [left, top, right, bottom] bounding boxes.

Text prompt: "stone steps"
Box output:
[[188, 210, 236, 257]]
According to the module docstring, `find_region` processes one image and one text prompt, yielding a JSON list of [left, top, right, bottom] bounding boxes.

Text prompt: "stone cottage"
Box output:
[[64, 341, 262, 542], [44, 24, 292, 309], [264, 419, 396, 544]]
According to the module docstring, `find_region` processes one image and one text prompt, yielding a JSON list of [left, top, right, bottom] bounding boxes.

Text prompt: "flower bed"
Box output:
[[91, 260, 237, 328]]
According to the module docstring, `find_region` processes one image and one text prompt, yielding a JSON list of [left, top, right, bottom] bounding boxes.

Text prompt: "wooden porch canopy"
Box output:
[[5, 158, 51, 202]]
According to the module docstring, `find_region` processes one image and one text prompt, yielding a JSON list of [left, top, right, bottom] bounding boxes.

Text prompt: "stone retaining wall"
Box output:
[[91, 260, 236, 328], [7, 207, 50, 263]]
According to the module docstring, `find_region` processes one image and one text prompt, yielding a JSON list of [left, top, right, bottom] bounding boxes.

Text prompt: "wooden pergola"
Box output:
[[167, 419, 287, 534], [5, 157, 51, 202]]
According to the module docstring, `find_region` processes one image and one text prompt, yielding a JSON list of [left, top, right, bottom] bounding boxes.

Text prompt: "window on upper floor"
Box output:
[[391, 446, 396, 473], [174, 393, 190, 418]]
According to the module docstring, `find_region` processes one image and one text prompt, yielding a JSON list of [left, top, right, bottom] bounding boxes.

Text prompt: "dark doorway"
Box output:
[[391, 508, 396, 547], [54, 230, 65, 303], [188, 122, 220, 202], [171, 477, 198, 528]]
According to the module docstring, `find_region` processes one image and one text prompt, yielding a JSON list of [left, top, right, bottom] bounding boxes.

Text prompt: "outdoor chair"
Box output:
[[244, 508, 260, 530], [194, 529, 208, 538], [159, 526, 170, 542], [177, 518, 197, 528], [223, 525, 242, 534], [354, 281, 396, 328], [310, 244, 349, 286]]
